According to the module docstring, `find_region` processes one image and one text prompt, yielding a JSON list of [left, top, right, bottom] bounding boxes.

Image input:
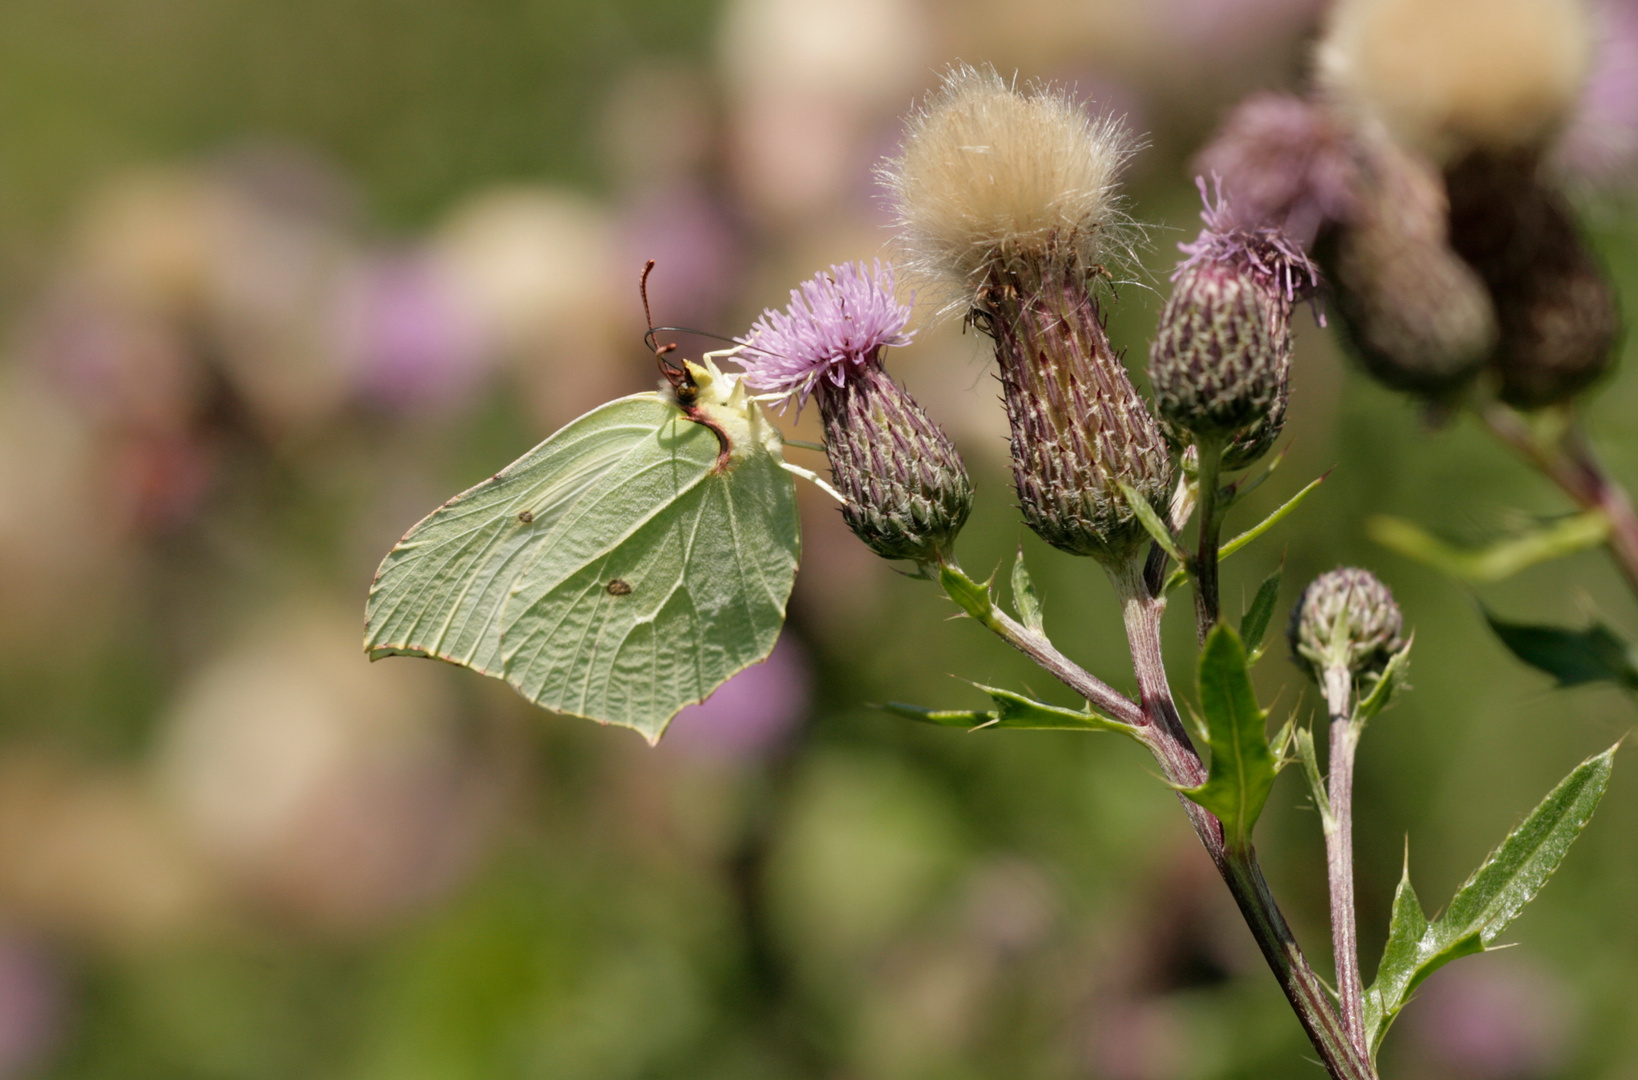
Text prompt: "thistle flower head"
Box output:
[[737, 261, 970, 565], [736, 260, 914, 409], [1177, 177, 1322, 309], [1317, 0, 1594, 163], [1289, 567, 1406, 683], [1150, 179, 1317, 465], [881, 63, 1137, 303]]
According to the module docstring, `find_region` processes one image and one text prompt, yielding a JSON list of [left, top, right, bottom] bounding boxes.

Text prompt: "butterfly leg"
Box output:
[[780, 461, 845, 504]]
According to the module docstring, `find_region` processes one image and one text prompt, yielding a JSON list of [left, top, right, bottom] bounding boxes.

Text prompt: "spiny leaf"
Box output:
[[1362, 744, 1617, 1057], [940, 564, 994, 622], [1165, 474, 1324, 593], [881, 685, 1137, 736], [1117, 481, 1187, 564], [1361, 850, 1432, 1053], [1355, 638, 1413, 725], [1483, 610, 1638, 690], [1011, 548, 1045, 633], [1293, 726, 1333, 830], [1218, 473, 1324, 561], [1240, 567, 1282, 653], [1180, 624, 1278, 850], [1368, 510, 1608, 583]]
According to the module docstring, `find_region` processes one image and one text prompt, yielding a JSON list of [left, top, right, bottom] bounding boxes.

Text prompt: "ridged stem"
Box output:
[[1321, 666, 1368, 1058], [1108, 563, 1376, 1080], [1480, 404, 1638, 601]]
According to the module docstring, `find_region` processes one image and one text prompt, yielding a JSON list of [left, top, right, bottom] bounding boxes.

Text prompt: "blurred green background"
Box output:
[[0, 1, 1634, 1078]]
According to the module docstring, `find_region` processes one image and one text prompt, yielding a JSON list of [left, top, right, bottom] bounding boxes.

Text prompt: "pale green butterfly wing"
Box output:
[[365, 393, 679, 675], [502, 436, 798, 741], [364, 384, 800, 742]]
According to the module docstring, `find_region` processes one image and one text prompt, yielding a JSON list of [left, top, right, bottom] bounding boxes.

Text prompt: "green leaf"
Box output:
[[1239, 567, 1282, 652], [1165, 474, 1324, 592], [1219, 473, 1324, 560], [1180, 625, 1278, 850], [1363, 745, 1617, 1056], [1011, 548, 1044, 633], [940, 564, 994, 622], [1117, 481, 1186, 564], [1483, 610, 1638, 690], [1361, 850, 1432, 1051], [1368, 510, 1608, 583], [1354, 637, 1413, 725], [880, 702, 993, 728], [1293, 726, 1333, 830], [365, 387, 800, 743], [882, 685, 1137, 736]]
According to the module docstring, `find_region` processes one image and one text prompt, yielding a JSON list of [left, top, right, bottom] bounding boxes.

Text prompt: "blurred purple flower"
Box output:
[[663, 634, 812, 760], [343, 252, 488, 414], [0, 935, 64, 1078], [1558, 0, 1638, 184], [1194, 93, 1361, 248], [736, 260, 913, 409], [1401, 956, 1572, 1079], [616, 184, 744, 327]]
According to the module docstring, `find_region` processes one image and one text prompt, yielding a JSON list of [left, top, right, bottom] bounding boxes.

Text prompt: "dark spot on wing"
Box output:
[[606, 578, 633, 596], [517, 510, 534, 524]]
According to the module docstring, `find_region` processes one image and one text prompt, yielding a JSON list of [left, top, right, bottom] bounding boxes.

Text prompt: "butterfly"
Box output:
[[363, 291, 822, 743]]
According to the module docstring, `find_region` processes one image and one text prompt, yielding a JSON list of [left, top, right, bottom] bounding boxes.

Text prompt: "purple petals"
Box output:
[[735, 260, 913, 408]]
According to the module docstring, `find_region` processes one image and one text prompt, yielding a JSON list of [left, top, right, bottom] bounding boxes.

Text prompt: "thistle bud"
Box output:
[[1320, 129, 1498, 396], [1288, 567, 1405, 683], [1445, 151, 1620, 409], [881, 64, 1173, 567], [1150, 181, 1320, 469], [736, 261, 971, 565]]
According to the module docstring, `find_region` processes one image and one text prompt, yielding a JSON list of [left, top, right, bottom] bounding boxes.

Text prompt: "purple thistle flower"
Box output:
[[735, 260, 969, 565], [1178, 176, 1322, 311], [736, 260, 914, 409]]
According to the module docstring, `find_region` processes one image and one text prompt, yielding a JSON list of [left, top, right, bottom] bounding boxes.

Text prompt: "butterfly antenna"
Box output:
[[641, 259, 689, 392]]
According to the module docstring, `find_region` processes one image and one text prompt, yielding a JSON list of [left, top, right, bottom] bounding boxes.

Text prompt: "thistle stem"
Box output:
[[1193, 437, 1226, 643], [1110, 563, 1377, 1080], [1321, 667, 1368, 1059], [938, 560, 1148, 728], [1481, 404, 1638, 601]]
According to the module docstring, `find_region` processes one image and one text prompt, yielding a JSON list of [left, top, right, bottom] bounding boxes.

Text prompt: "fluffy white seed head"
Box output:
[[881, 64, 1137, 300], [1317, 0, 1594, 163]]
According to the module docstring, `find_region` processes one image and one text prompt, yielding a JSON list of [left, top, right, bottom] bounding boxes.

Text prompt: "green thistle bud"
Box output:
[[817, 364, 972, 563], [1151, 181, 1319, 471], [1288, 567, 1405, 683], [1152, 262, 1280, 439]]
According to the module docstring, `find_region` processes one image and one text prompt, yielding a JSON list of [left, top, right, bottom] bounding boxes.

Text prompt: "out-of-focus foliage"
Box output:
[[0, 1, 1634, 1079]]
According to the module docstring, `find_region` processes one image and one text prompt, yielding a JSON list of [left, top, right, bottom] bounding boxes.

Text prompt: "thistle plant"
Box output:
[[366, 42, 1625, 1080], [753, 63, 1615, 1080]]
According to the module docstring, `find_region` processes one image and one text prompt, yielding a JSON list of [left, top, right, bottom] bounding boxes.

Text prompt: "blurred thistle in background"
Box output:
[[0, 1, 1635, 1079]]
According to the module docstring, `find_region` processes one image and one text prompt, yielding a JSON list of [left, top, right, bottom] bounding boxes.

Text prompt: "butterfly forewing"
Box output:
[[364, 394, 691, 675], [501, 421, 800, 742]]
